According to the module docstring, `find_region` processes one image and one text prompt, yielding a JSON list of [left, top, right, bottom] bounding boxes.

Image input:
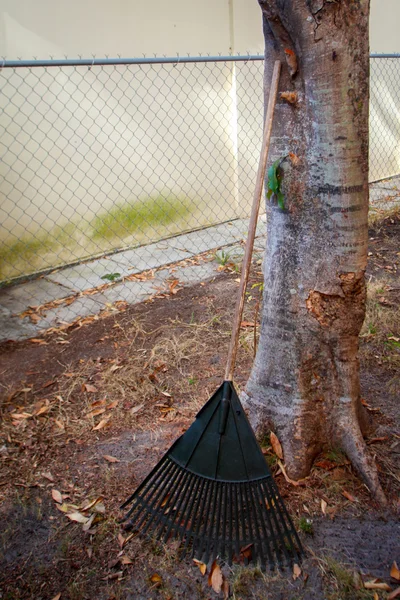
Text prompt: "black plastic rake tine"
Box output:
[[160, 468, 193, 543], [270, 479, 303, 559], [181, 475, 206, 555], [120, 453, 169, 511], [165, 470, 196, 543], [210, 482, 224, 561], [143, 462, 186, 536], [253, 481, 275, 569], [219, 483, 228, 560], [266, 480, 299, 563], [262, 480, 291, 566], [195, 478, 214, 560], [124, 458, 177, 525], [233, 482, 240, 559], [203, 482, 219, 563], [244, 482, 260, 565]]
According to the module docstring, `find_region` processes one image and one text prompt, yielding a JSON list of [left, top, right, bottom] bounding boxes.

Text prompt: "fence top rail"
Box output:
[[0, 54, 265, 69], [1, 53, 399, 69]]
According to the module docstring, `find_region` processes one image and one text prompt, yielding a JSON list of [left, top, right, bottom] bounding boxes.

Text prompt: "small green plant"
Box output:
[[299, 517, 314, 535], [326, 448, 347, 464], [101, 272, 121, 282], [267, 158, 285, 210], [214, 249, 232, 266], [188, 376, 197, 385]]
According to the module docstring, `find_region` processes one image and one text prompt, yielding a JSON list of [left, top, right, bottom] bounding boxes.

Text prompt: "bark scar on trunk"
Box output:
[[306, 272, 366, 331], [258, 1, 298, 77]]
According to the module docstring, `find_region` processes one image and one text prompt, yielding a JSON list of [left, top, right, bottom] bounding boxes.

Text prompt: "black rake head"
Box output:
[[121, 382, 303, 569]]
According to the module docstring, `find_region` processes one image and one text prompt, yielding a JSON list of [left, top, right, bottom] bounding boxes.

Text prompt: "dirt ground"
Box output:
[[1, 212, 399, 600]]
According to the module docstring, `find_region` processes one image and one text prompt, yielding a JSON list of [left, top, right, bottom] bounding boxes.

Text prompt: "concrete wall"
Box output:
[[0, 0, 399, 275]]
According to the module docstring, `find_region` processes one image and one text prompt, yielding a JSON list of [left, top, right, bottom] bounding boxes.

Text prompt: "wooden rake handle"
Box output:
[[224, 60, 281, 381]]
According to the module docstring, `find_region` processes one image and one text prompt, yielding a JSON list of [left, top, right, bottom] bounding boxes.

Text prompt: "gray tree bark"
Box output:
[[244, 0, 386, 503]]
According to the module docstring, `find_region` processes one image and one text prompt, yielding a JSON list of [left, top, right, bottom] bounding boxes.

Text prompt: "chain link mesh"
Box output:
[[0, 55, 399, 338]]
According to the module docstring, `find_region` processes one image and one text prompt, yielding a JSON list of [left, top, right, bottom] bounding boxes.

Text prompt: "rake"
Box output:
[[121, 61, 303, 569]]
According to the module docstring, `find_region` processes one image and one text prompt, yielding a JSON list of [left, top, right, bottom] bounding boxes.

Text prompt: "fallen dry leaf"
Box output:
[[42, 472, 55, 482], [51, 594, 61, 600], [51, 489, 63, 504], [293, 563, 302, 580], [222, 579, 230, 600], [118, 533, 126, 549], [342, 490, 358, 503], [103, 455, 120, 463], [364, 580, 391, 591], [270, 432, 283, 459], [150, 573, 163, 586], [80, 496, 104, 512], [120, 555, 133, 565], [86, 408, 106, 418], [30, 338, 48, 345], [130, 403, 144, 416], [107, 400, 119, 409], [388, 587, 400, 599], [193, 558, 207, 576], [209, 562, 223, 594], [82, 513, 96, 532], [66, 511, 89, 524], [83, 383, 98, 393], [391, 562, 400, 581], [277, 460, 305, 486], [92, 417, 110, 431], [321, 499, 328, 516]]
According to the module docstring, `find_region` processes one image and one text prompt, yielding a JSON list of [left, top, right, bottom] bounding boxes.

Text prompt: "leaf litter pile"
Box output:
[[0, 212, 400, 600]]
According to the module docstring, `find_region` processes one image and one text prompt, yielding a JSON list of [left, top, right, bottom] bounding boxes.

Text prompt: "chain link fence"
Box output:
[[0, 54, 399, 339]]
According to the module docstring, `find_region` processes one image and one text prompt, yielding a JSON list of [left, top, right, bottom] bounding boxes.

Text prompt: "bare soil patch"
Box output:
[[0, 214, 399, 600]]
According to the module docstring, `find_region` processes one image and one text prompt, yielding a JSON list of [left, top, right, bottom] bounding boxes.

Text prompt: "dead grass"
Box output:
[[360, 278, 400, 392], [317, 555, 379, 600]]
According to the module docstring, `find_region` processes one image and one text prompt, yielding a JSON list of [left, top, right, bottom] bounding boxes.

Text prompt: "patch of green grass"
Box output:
[[299, 516, 314, 535], [0, 222, 77, 280], [323, 556, 376, 600], [91, 195, 194, 241], [326, 448, 347, 464]]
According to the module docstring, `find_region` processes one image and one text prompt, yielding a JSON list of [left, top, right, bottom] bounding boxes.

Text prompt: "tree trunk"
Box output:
[[244, 0, 386, 503]]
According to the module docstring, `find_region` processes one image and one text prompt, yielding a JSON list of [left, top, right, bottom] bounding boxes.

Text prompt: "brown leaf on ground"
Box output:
[[80, 497, 104, 512], [83, 383, 98, 393], [66, 511, 89, 524], [277, 460, 306, 486], [120, 555, 133, 565], [42, 472, 55, 482], [388, 587, 400, 599], [130, 404, 144, 416], [293, 563, 302, 580], [342, 490, 358, 503], [103, 455, 120, 463], [240, 543, 253, 561], [86, 408, 106, 418], [193, 558, 207, 576], [117, 533, 126, 549], [222, 579, 230, 600], [51, 489, 63, 504], [391, 562, 400, 581], [150, 573, 162, 587], [29, 338, 48, 345], [364, 580, 391, 591], [270, 432, 283, 459], [321, 499, 328, 515], [208, 561, 223, 594], [92, 417, 110, 431], [51, 594, 61, 600]]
